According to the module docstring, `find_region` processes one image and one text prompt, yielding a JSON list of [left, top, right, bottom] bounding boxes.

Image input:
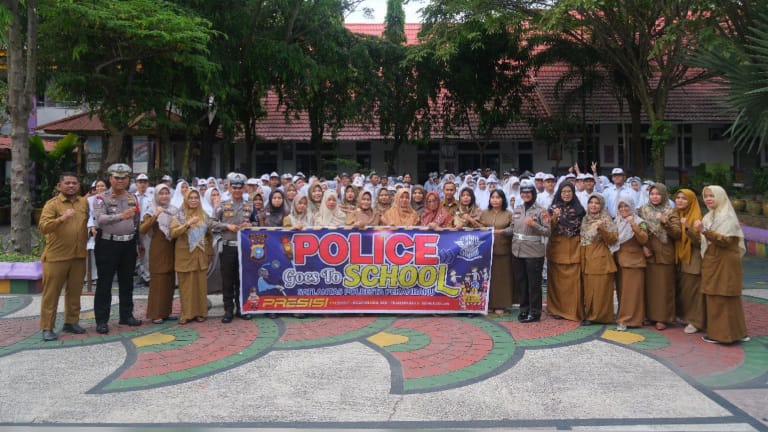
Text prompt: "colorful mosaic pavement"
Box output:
[[1, 294, 765, 398]]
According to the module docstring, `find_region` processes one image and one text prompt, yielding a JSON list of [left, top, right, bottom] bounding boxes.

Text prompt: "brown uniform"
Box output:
[[615, 226, 649, 327], [546, 230, 583, 322], [677, 226, 705, 330], [480, 209, 513, 310], [39, 194, 89, 330], [701, 231, 747, 343], [171, 216, 214, 321], [581, 228, 618, 324], [140, 213, 176, 321], [644, 213, 682, 324]]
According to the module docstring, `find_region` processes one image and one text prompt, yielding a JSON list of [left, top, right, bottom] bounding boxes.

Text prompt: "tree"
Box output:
[[541, 0, 719, 181], [375, 0, 431, 175], [691, 3, 768, 153], [2, 0, 37, 254], [412, 0, 533, 151], [38, 0, 216, 172]]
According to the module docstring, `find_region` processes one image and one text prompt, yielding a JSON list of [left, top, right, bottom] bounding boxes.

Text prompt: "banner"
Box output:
[[239, 227, 494, 314]]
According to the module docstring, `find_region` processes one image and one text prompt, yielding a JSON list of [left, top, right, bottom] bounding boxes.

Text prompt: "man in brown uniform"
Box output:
[[39, 172, 89, 341]]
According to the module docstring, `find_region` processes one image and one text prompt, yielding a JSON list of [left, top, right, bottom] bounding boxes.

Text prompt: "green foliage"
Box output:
[[29, 133, 80, 207], [689, 163, 732, 195], [690, 7, 768, 153], [749, 168, 768, 196], [38, 0, 217, 140]]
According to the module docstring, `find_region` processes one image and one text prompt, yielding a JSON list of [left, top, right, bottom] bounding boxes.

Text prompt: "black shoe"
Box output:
[[517, 312, 529, 322], [581, 320, 593, 326], [240, 313, 252, 320], [164, 316, 178, 321], [234, 310, 242, 318], [42, 330, 57, 341], [221, 313, 233, 324], [521, 315, 540, 323], [96, 323, 109, 334], [62, 323, 86, 334], [118, 317, 142, 326]]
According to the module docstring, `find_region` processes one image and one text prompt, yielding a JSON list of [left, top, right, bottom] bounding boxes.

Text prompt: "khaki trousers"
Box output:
[[40, 258, 85, 330]]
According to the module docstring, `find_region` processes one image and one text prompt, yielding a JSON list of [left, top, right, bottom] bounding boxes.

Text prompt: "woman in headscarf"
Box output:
[[86, 179, 108, 285], [283, 183, 298, 212], [638, 183, 682, 330], [579, 193, 618, 326], [503, 182, 550, 322], [410, 184, 426, 216], [612, 194, 649, 331], [249, 191, 264, 225], [474, 177, 491, 209], [693, 186, 749, 344], [171, 189, 213, 324], [170, 180, 189, 209], [139, 184, 178, 324], [307, 181, 324, 216], [314, 189, 347, 227], [504, 176, 521, 209], [339, 184, 358, 217], [348, 189, 380, 228], [674, 188, 705, 334], [261, 189, 289, 227], [284, 192, 312, 229], [203, 187, 221, 218], [373, 188, 392, 222], [453, 187, 483, 228], [546, 182, 586, 322], [420, 191, 453, 229], [381, 189, 419, 226]]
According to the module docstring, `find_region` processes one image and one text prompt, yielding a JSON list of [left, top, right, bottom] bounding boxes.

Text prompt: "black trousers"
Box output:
[[220, 245, 241, 314], [94, 237, 137, 324], [512, 256, 544, 316]]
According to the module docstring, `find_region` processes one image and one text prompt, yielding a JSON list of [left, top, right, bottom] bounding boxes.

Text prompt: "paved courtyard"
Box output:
[[0, 256, 766, 431]]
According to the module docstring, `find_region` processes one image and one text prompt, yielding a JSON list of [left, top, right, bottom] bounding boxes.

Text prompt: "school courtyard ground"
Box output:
[[0, 254, 766, 431]]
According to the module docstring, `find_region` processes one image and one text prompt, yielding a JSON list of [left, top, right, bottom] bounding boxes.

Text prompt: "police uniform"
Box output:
[[504, 184, 551, 322], [211, 173, 254, 322], [38, 190, 90, 340], [93, 164, 142, 333]]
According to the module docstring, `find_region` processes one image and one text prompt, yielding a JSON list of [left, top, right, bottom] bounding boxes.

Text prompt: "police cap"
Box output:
[[108, 163, 132, 178], [228, 172, 247, 188]]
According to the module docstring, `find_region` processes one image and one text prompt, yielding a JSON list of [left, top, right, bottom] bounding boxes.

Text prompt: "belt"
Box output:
[[102, 233, 135, 242], [224, 240, 239, 247], [514, 233, 543, 242]]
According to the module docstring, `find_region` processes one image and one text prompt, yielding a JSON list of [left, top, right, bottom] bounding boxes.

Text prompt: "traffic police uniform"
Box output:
[[93, 163, 142, 333], [211, 173, 254, 322]]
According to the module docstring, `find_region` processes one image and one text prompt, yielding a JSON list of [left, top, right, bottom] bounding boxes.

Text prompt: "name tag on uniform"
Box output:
[[224, 211, 235, 218]]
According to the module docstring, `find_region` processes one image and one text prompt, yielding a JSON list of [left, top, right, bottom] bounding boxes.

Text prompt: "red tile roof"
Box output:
[[36, 111, 105, 133], [254, 24, 733, 142]]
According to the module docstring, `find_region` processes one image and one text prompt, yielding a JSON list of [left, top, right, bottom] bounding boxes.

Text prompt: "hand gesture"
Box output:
[[680, 217, 686, 226], [693, 220, 703, 232], [659, 214, 668, 224], [625, 215, 635, 225], [61, 208, 76, 221], [239, 221, 252, 229], [552, 208, 562, 218], [542, 212, 550, 224], [525, 216, 536, 227], [121, 208, 135, 220], [591, 161, 598, 173], [227, 223, 239, 232], [154, 207, 165, 217], [188, 216, 200, 226], [596, 219, 604, 229]]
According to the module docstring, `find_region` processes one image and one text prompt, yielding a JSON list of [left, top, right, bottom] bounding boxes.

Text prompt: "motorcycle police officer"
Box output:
[[93, 163, 142, 334], [211, 173, 254, 323]]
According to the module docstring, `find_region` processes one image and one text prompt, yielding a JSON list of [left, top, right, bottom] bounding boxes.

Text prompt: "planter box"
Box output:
[[0, 261, 43, 294], [742, 225, 768, 258]]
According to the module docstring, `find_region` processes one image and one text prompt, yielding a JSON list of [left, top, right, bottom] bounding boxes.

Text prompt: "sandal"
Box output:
[[195, 317, 206, 323], [179, 318, 188, 325], [152, 318, 164, 324], [655, 322, 667, 331]]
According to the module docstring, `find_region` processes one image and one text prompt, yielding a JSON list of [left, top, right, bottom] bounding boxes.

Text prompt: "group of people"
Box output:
[[37, 163, 749, 345]]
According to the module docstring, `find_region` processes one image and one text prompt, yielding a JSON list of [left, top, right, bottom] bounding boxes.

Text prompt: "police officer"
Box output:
[[93, 163, 142, 334], [38, 172, 90, 341], [211, 173, 254, 323]]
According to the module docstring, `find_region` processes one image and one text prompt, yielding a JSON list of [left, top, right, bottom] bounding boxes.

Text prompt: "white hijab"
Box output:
[[170, 180, 189, 209]]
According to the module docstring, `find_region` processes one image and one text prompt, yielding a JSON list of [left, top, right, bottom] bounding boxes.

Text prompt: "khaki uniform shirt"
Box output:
[[505, 203, 550, 258], [211, 199, 254, 242], [39, 194, 89, 261], [93, 189, 140, 236]]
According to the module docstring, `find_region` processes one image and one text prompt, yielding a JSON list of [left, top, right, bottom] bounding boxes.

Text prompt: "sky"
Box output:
[[345, 0, 424, 23]]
